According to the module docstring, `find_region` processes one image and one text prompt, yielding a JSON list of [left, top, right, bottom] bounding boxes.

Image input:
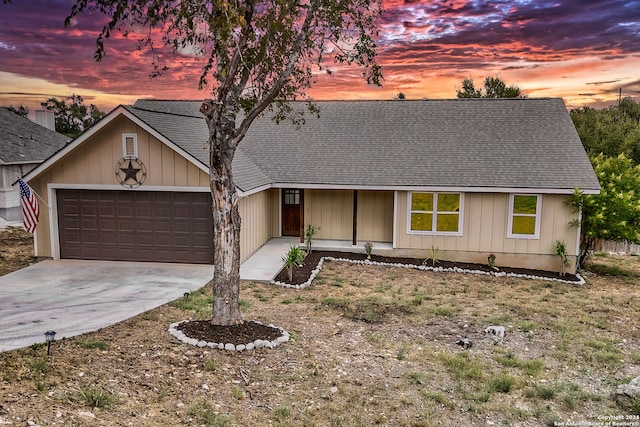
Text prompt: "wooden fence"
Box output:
[[594, 239, 640, 254]]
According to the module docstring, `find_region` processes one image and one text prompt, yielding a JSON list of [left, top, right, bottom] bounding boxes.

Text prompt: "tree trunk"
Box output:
[[201, 100, 243, 326]]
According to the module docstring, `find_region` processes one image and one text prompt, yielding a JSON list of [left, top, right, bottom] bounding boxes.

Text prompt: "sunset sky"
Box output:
[[1, 0, 639, 114]]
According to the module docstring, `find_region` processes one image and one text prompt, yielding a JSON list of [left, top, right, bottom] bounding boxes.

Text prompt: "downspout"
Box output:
[[352, 190, 358, 246], [574, 207, 583, 273]]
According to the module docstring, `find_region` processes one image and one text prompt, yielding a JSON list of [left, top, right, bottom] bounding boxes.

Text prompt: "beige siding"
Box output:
[[30, 116, 211, 259], [239, 190, 276, 261], [395, 192, 579, 272], [356, 190, 393, 242], [270, 189, 280, 236], [304, 190, 354, 240]]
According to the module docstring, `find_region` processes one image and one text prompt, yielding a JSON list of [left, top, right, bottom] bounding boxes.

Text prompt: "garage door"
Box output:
[[57, 190, 214, 264]]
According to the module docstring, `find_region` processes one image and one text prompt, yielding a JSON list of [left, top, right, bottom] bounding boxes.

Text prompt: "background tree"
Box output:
[[456, 76, 525, 98], [570, 97, 640, 164], [566, 154, 640, 268], [3, 105, 29, 117], [41, 94, 105, 138], [67, 0, 383, 326]]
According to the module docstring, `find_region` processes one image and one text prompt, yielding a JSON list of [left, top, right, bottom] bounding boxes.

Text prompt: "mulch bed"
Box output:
[[179, 320, 283, 345], [273, 250, 582, 285]]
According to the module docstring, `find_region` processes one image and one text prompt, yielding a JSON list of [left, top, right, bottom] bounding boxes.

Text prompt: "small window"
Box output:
[[408, 192, 463, 235], [283, 189, 300, 205], [508, 194, 541, 238], [122, 133, 138, 158]]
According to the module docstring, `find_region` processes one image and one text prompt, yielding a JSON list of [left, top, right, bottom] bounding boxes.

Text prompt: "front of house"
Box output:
[[23, 98, 600, 274]]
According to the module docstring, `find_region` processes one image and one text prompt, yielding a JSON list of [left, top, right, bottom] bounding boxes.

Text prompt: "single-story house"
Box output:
[[0, 108, 69, 221], [22, 98, 600, 273]]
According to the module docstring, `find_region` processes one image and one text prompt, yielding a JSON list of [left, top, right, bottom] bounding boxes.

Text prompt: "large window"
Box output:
[[508, 194, 541, 238], [408, 192, 463, 235]]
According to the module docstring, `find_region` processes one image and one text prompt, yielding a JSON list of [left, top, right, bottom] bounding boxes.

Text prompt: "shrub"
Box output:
[[282, 245, 307, 281]]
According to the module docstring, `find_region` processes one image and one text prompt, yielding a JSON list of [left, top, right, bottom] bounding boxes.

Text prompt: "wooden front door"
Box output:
[[282, 189, 301, 237]]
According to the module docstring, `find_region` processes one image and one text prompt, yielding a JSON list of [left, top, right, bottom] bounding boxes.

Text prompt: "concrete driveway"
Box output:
[[0, 260, 213, 353]]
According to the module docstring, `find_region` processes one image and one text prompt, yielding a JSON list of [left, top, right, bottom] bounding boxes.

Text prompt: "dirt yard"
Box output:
[[1, 228, 639, 426]]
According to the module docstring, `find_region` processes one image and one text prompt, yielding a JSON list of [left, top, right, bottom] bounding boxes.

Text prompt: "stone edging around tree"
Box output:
[[271, 256, 586, 289], [168, 320, 290, 352]]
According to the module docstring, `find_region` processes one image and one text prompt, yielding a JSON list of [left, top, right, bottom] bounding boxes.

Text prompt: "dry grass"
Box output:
[[1, 228, 639, 426]]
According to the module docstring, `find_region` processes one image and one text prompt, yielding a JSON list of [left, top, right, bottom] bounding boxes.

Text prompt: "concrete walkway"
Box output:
[[240, 237, 299, 281], [239, 237, 393, 281]]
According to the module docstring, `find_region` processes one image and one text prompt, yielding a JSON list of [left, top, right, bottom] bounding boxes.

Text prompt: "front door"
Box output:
[[282, 189, 301, 237]]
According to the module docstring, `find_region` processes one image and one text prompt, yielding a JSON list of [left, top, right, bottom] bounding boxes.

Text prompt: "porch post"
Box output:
[[299, 189, 305, 244], [352, 190, 358, 246]]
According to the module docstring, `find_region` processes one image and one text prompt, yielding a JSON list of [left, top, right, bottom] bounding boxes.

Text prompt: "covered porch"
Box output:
[[240, 237, 393, 282]]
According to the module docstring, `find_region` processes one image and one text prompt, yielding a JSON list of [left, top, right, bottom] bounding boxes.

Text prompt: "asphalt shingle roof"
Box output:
[[0, 108, 69, 164], [128, 98, 600, 193]]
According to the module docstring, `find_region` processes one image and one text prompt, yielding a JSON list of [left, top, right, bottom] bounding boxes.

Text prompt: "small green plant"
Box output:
[[77, 339, 110, 350], [75, 386, 116, 409], [488, 253, 497, 270], [282, 245, 307, 282], [553, 239, 571, 276], [424, 245, 440, 267], [274, 406, 291, 421], [232, 387, 245, 400], [304, 224, 318, 253], [28, 358, 51, 375], [364, 242, 373, 259], [205, 359, 218, 372], [405, 371, 427, 385], [489, 374, 516, 393], [187, 399, 231, 426]]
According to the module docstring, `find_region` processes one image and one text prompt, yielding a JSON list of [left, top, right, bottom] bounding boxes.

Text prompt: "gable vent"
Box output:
[[122, 133, 138, 158]]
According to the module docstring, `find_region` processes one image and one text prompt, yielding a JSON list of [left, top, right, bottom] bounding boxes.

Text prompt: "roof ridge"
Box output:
[[130, 105, 203, 120]]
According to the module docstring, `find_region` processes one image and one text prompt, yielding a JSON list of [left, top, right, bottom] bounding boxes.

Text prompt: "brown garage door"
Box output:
[[57, 190, 213, 264]]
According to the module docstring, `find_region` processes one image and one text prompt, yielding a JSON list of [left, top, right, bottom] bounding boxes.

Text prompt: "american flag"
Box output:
[[18, 177, 39, 233]]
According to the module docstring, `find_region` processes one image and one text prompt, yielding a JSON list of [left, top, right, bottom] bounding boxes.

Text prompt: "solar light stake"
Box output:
[[44, 330, 56, 355], [183, 292, 190, 300]]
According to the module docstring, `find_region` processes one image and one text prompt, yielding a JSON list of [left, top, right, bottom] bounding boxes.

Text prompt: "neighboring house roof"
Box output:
[[128, 98, 600, 194], [0, 107, 69, 165]]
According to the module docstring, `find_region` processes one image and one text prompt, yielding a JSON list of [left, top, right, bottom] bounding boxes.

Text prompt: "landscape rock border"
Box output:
[[271, 256, 586, 289], [168, 320, 290, 351]]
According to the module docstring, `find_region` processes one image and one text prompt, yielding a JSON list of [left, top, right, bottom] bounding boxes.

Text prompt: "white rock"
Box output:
[[78, 411, 95, 419], [196, 341, 207, 348], [245, 342, 255, 350], [224, 343, 235, 351], [236, 344, 246, 351]]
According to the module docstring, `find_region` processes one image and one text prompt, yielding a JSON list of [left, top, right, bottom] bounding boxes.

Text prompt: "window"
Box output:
[[408, 192, 463, 235], [122, 133, 138, 158], [283, 189, 300, 205], [508, 194, 541, 238]]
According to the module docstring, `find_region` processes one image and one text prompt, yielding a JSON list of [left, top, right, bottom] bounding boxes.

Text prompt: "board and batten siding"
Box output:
[[30, 116, 210, 259], [395, 191, 579, 272], [304, 189, 353, 240], [356, 190, 393, 242], [304, 190, 393, 243], [238, 189, 278, 261]]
